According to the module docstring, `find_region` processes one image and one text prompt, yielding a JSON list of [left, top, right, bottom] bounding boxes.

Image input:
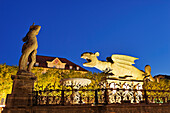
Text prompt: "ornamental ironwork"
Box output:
[[32, 82, 170, 106]]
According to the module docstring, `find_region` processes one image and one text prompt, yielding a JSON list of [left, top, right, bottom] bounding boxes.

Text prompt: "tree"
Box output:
[[144, 79, 170, 102], [1, 64, 169, 103], [0, 64, 17, 101]]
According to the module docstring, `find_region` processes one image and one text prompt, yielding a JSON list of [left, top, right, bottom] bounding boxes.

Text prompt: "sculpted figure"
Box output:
[[81, 52, 155, 81], [17, 23, 41, 75]]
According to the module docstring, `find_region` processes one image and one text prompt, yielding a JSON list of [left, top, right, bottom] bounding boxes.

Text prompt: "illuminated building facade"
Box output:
[[28, 55, 88, 73]]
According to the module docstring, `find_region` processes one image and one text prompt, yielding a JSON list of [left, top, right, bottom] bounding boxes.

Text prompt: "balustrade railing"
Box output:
[[32, 88, 170, 106]]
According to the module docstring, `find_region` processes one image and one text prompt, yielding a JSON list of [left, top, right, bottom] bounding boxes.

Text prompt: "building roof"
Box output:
[[34, 55, 87, 71], [154, 74, 170, 80]]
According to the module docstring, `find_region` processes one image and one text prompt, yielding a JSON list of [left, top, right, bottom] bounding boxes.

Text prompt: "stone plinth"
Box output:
[[2, 74, 36, 113], [11, 75, 36, 96]]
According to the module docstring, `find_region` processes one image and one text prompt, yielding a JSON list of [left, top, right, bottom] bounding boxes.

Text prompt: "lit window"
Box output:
[[35, 62, 39, 66], [76, 67, 79, 70], [69, 66, 73, 69]]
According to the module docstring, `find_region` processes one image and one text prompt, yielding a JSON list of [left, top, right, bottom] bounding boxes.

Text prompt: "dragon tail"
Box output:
[[145, 65, 155, 81]]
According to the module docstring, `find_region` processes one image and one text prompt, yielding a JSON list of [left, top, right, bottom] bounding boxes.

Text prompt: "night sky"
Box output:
[[1, 0, 170, 76]]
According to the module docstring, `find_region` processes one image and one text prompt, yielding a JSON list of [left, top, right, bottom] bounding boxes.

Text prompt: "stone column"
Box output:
[[2, 74, 36, 113]]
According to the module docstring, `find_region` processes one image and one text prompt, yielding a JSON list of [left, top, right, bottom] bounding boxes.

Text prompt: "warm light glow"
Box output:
[[47, 58, 66, 69], [0, 105, 5, 107], [81, 52, 154, 81]]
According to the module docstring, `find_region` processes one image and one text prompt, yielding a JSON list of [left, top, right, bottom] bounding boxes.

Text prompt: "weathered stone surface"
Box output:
[[31, 104, 170, 113], [11, 75, 36, 96], [17, 23, 41, 74], [3, 104, 170, 113], [81, 52, 155, 81], [3, 74, 36, 113], [3, 24, 39, 113]]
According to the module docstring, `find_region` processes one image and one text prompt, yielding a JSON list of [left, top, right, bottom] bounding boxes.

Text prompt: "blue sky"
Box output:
[[0, 0, 170, 76]]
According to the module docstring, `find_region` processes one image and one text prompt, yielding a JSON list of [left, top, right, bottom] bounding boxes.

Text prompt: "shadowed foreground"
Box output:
[[3, 104, 170, 113]]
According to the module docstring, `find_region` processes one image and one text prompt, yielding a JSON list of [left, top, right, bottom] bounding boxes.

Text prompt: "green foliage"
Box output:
[[33, 68, 106, 91], [0, 64, 17, 101], [1, 63, 169, 102], [144, 79, 170, 99], [0, 64, 106, 100]]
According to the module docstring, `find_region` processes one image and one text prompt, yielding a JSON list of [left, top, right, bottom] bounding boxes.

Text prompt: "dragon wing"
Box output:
[[111, 54, 139, 70]]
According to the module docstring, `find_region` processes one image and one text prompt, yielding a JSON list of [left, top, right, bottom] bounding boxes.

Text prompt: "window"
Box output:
[[76, 67, 80, 70], [69, 66, 73, 69], [35, 62, 39, 66]]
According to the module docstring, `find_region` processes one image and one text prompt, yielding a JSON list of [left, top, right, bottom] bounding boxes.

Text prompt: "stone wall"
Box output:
[[2, 104, 170, 113]]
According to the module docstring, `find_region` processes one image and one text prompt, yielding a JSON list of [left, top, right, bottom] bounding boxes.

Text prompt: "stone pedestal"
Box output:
[[2, 74, 36, 113]]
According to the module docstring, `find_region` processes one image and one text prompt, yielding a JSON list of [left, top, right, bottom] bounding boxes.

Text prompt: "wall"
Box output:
[[2, 104, 170, 113]]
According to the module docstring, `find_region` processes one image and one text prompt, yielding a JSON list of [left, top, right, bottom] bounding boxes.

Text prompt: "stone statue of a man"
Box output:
[[17, 23, 41, 75]]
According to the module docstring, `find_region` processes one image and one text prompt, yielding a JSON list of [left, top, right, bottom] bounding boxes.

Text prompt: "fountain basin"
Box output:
[[60, 78, 91, 88], [60, 78, 91, 104]]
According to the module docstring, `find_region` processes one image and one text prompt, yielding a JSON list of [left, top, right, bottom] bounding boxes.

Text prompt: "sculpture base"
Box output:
[[17, 70, 35, 76], [11, 74, 36, 96], [2, 74, 36, 113]]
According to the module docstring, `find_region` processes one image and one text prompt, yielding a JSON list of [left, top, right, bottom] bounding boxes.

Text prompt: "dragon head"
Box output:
[[81, 52, 99, 67]]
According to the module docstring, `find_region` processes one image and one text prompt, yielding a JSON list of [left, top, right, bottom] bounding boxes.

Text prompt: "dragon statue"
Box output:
[[81, 52, 155, 81]]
